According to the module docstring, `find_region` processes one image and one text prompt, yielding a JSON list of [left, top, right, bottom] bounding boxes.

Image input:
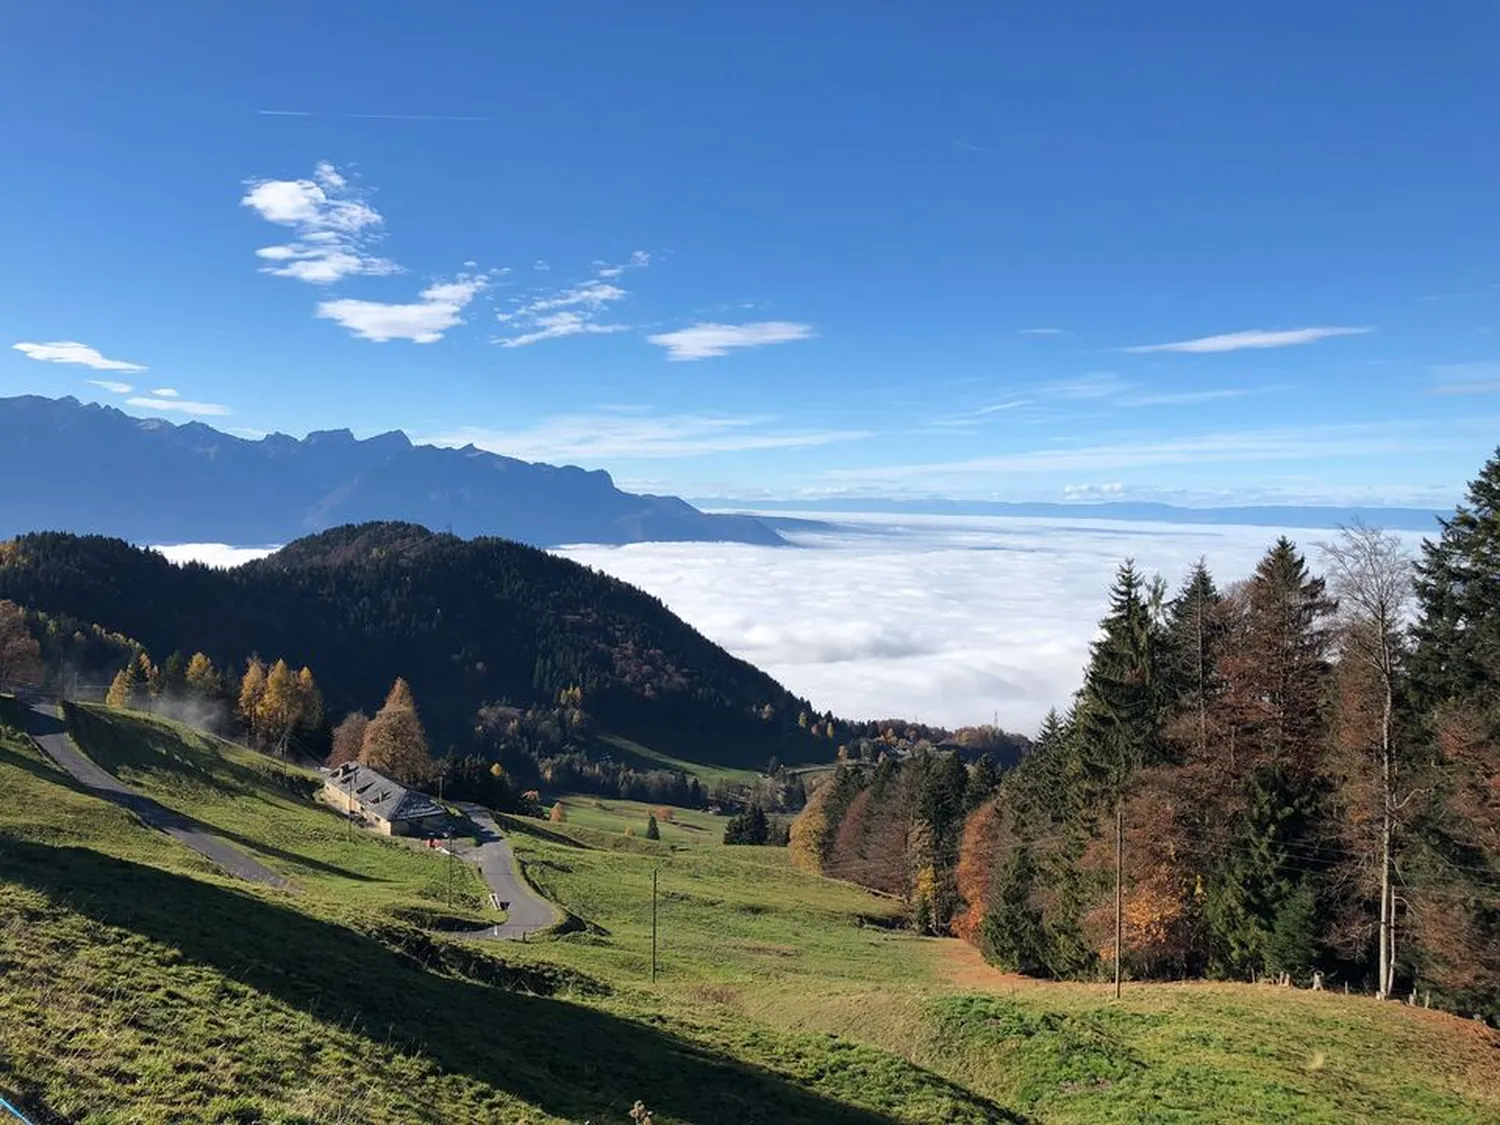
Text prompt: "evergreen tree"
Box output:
[[1163, 559, 1225, 761], [1412, 447, 1500, 709], [1234, 538, 1336, 775], [965, 752, 999, 811], [161, 650, 187, 698], [1408, 447, 1500, 1016], [979, 843, 1048, 975], [1075, 561, 1165, 802], [724, 804, 771, 845], [360, 677, 432, 785], [645, 813, 661, 840]]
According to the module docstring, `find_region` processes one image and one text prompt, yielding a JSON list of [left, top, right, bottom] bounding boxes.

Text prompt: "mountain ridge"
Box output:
[[0, 394, 783, 548], [0, 522, 821, 767]]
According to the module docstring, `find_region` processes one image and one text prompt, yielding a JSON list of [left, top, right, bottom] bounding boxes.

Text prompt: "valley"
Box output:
[[2, 697, 1496, 1123]]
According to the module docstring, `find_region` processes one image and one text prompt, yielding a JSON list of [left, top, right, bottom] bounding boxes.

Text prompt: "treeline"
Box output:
[[789, 750, 1001, 928], [0, 522, 829, 768], [793, 448, 1500, 1021]]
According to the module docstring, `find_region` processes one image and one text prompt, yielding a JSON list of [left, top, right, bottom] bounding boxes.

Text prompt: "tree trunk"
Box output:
[[1377, 664, 1395, 999]]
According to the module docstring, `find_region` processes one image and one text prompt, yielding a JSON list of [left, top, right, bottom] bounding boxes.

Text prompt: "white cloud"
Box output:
[[494, 260, 647, 345], [241, 161, 397, 284], [153, 543, 277, 568], [151, 387, 179, 397], [496, 312, 630, 348], [14, 340, 146, 372], [424, 410, 870, 461], [86, 379, 135, 394], [316, 276, 485, 343], [1062, 482, 1125, 499], [830, 421, 1458, 482], [497, 280, 628, 325], [1019, 327, 1066, 336], [125, 396, 232, 417], [647, 321, 815, 361], [1122, 326, 1373, 354], [556, 513, 1427, 730]]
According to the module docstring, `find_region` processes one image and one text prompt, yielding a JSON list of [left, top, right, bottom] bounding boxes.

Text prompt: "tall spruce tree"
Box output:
[[1075, 560, 1165, 801], [1408, 447, 1500, 1018], [1164, 559, 1225, 761]]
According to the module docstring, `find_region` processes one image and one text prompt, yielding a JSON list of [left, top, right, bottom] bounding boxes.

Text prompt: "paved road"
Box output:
[[22, 700, 290, 889], [456, 803, 559, 940]]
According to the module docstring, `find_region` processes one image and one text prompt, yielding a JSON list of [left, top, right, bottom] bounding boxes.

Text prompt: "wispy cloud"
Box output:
[[257, 109, 489, 123], [86, 379, 135, 394], [494, 256, 651, 346], [241, 161, 397, 284], [1429, 361, 1500, 395], [830, 421, 1456, 481], [14, 340, 147, 372], [125, 396, 231, 417], [952, 139, 983, 153], [647, 321, 815, 361], [425, 409, 869, 461], [497, 312, 631, 348], [1043, 372, 1130, 400], [150, 387, 179, 398], [1122, 326, 1373, 354], [316, 276, 487, 343], [1019, 327, 1067, 336]]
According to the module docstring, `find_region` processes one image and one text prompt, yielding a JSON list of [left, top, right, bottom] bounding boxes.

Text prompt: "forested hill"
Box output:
[[0, 523, 823, 766], [0, 394, 783, 547]]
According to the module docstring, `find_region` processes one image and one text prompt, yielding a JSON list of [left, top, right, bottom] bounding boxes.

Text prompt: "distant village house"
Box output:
[[324, 762, 447, 837]]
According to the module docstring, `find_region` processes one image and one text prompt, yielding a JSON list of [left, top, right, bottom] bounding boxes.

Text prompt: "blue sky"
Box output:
[[2, 2, 1497, 507]]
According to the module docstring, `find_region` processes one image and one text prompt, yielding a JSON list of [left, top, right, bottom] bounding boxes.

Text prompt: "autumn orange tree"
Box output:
[[0, 600, 42, 689], [359, 677, 432, 785]]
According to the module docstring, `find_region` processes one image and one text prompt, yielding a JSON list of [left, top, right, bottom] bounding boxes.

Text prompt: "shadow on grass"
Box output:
[[0, 841, 1020, 1124], [21, 709, 370, 885]]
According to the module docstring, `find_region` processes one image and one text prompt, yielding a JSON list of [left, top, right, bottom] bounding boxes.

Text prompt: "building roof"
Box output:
[[326, 762, 445, 825]]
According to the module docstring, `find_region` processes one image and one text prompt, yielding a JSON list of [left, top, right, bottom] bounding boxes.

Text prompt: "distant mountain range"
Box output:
[[0, 395, 783, 547], [698, 496, 1448, 533]]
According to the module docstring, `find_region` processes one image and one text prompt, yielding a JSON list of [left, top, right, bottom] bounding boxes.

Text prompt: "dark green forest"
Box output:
[[0, 522, 828, 770]]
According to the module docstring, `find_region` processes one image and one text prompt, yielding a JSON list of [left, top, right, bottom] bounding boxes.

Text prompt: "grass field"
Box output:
[[2, 697, 1497, 1124], [550, 793, 732, 846], [593, 732, 764, 790]]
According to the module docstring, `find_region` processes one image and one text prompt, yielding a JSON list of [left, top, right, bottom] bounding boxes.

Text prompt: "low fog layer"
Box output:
[[557, 513, 1429, 735], [154, 515, 1428, 737]]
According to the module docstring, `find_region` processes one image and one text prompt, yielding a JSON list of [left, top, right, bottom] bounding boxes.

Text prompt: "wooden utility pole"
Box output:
[[1114, 801, 1124, 1000], [651, 868, 659, 984]]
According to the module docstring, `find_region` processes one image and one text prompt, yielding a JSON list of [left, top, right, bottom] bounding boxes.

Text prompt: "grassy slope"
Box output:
[[2, 698, 1496, 1124], [0, 704, 1005, 1124], [552, 793, 733, 846], [499, 812, 1500, 1125], [60, 703, 492, 920], [594, 732, 762, 789]]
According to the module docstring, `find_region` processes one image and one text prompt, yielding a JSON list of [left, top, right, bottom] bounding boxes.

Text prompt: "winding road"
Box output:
[[21, 699, 289, 889], [456, 803, 560, 940]]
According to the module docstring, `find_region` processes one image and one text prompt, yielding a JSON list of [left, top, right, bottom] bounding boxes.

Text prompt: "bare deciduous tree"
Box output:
[[1320, 522, 1415, 999]]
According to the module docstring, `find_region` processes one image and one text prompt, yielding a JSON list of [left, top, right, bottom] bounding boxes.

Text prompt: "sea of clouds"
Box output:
[[155, 514, 1428, 738], [557, 514, 1429, 736]]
